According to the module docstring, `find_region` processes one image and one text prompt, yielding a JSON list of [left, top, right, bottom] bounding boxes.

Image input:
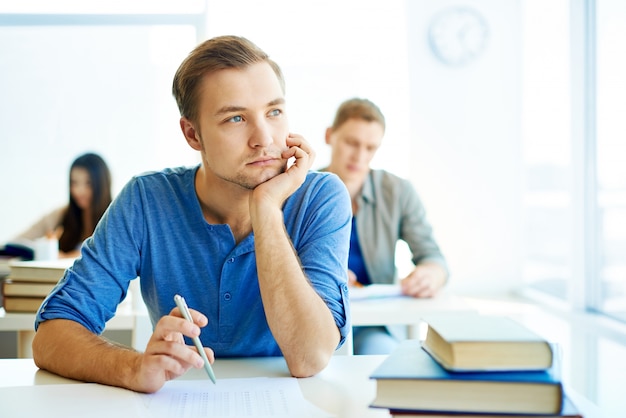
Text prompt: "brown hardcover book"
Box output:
[[421, 313, 553, 371], [3, 296, 46, 313], [2, 279, 57, 297], [7, 259, 74, 283]]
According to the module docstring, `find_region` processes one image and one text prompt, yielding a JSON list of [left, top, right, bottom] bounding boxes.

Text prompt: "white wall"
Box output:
[[0, 0, 525, 297], [205, 0, 413, 177], [0, 24, 200, 241], [405, 0, 523, 295]]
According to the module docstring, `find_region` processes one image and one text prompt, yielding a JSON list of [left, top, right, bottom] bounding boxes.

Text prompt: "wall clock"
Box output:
[[428, 7, 490, 67]]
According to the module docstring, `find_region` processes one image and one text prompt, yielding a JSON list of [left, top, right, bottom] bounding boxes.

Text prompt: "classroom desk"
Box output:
[[1, 288, 470, 357], [0, 355, 601, 418], [0, 303, 151, 358], [0, 278, 151, 358], [351, 291, 473, 327], [0, 355, 388, 417], [344, 291, 475, 354]]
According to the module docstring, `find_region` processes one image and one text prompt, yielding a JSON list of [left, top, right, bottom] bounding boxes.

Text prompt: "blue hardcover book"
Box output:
[[370, 339, 564, 415]]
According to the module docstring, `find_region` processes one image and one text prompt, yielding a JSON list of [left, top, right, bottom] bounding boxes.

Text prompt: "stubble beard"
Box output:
[[199, 137, 287, 190], [221, 160, 288, 190]]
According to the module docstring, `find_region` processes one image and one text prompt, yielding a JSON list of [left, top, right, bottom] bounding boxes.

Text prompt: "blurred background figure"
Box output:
[[8, 152, 112, 259], [323, 98, 448, 354]]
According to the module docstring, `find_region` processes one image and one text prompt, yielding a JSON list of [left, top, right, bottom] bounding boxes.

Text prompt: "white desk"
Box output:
[[1, 288, 470, 357], [343, 291, 475, 354], [351, 291, 473, 326], [0, 278, 151, 358], [0, 355, 601, 418], [0, 356, 388, 417], [0, 303, 151, 358]]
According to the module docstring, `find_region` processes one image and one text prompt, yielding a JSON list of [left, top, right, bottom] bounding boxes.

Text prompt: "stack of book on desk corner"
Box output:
[[2, 258, 74, 313], [369, 313, 583, 418]]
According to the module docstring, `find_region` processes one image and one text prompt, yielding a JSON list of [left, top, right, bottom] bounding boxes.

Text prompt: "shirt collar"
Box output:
[[358, 170, 375, 205]]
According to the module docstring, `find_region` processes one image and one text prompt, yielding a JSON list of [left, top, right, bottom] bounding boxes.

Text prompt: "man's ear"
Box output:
[[324, 127, 333, 145], [180, 117, 202, 151]]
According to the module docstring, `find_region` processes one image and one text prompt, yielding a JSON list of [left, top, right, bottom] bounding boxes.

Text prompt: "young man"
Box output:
[[323, 98, 448, 355], [32, 36, 352, 393]]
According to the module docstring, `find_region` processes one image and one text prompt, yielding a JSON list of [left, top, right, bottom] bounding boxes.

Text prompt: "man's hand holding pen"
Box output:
[[130, 299, 216, 393]]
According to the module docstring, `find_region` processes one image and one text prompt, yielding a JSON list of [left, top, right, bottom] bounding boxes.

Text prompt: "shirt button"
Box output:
[[223, 292, 232, 301], [228, 258, 234, 263]]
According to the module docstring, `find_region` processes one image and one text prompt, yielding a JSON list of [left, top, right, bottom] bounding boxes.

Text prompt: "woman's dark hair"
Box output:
[[59, 153, 112, 252]]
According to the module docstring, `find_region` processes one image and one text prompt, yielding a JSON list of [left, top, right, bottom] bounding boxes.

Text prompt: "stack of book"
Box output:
[[369, 313, 583, 418], [2, 259, 74, 313]]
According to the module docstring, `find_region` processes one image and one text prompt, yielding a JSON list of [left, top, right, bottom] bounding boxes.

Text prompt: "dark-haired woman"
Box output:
[[12, 153, 112, 258]]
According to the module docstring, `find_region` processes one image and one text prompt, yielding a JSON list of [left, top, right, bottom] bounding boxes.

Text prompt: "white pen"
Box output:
[[174, 294, 217, 384]]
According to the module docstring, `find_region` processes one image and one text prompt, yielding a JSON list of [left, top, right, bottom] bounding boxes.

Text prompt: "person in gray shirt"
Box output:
[[322, 97, 449, 354]]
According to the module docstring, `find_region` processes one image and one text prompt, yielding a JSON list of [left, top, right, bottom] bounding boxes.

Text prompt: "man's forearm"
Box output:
[[252, 207, 339, 377], [33, 319, 141, 389]]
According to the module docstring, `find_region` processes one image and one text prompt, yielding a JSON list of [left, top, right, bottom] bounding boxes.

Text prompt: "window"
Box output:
[[0, 2, 205, 240], [520, 0, 574, 305], [595, 0, 626, 321], [521, 0, 626, 324]]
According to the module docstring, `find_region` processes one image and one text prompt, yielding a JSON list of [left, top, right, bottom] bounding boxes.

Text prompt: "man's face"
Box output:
[[192, 62, 289, 190], [326, 118, 384, 184]]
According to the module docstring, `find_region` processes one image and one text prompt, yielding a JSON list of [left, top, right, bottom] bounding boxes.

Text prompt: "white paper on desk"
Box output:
[[348, 283, 403, 301], [139, 377, 333, 418]]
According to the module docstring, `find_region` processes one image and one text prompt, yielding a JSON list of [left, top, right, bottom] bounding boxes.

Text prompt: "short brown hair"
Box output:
[[331, 98, 385, 132], [172, 35, 285, 125]]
